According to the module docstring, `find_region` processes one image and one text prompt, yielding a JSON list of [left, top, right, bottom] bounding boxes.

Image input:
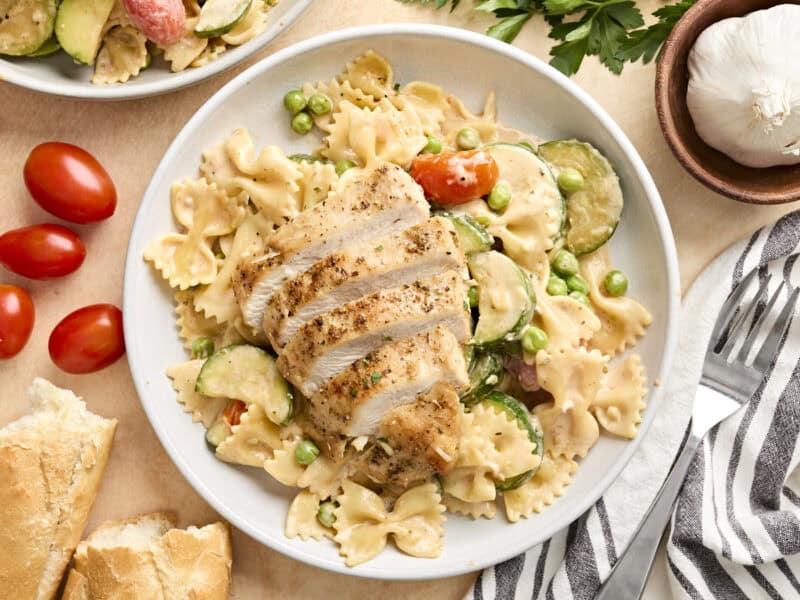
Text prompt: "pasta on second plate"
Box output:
[[145, 50, 652, 567]]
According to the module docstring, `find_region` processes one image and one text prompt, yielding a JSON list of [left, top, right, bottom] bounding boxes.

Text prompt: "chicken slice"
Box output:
[[233, 163, 429, 328], [264, 217, 464, 348], [277, 270, 471, 398], [306, 325, 468, 445], [351, 383, 461, 496]]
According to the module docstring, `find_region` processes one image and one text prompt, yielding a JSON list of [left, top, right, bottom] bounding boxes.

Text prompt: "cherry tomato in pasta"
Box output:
[[411, 150, 499, 205], [24, 142, 117, 223], [223, 400, 248, 427]]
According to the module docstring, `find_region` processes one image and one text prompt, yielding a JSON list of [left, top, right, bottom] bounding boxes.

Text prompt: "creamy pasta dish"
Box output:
[[145, 51, 652, 567]]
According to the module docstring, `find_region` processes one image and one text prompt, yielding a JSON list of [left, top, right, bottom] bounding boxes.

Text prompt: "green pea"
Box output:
[[557, 167, 585, 193], [335, 159, 356, 176], [487, 181, 512, 212], [456, 127, 481, 150], [552, 249, 579, 277], [294, 439, 319, 465], [475, 215, 491, 227], [604, 269, 628, 296], [422, 135, 442, 154], [191, 336, 214, 359], [521, 326, 548, 353], [547, 275, 569, 296], [566, 274, 589, 294], [283, 89, 307, 115], [291, 112, 313, 135], [468, 286, 479, 308], [307, 92, 332, 116], [569, 291, 591, 306], [317, 500, 338, 528]]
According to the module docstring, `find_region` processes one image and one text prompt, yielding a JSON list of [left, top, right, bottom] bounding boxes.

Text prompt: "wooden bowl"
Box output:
[[655, 0, 800, 204]]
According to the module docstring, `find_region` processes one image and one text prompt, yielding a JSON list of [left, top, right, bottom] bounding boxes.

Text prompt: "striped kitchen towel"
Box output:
[[467, 210, 800, 600]]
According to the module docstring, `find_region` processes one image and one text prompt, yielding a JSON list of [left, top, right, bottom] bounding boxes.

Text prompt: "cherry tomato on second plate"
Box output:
[[0, 224, 86, 279], [24, 142, 117, 224], [0, 285, 35, 359], [411, 149, 499, 205], [49, 304, 125, 374], [223, 400, 248, 428]]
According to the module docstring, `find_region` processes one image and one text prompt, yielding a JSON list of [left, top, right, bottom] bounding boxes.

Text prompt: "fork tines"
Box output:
[[712, 271, 799, 368]]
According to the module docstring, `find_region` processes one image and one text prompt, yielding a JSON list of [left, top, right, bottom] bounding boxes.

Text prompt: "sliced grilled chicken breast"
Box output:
[[306, 326, 468, 445], [263, 217, 464, 348], [277, 270, 470, 398], [351, 383, 461, 495], [233, 163, 429, 328]]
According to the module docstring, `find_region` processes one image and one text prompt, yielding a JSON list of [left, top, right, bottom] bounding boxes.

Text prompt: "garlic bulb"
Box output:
[[686, 4, 800, 168]]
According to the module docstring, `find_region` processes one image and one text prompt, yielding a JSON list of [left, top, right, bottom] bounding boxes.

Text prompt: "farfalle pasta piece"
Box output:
[[340, 50, 394, 99], [160, 16, 207, 72], [471, 402, 540, 480], [391, 81, 448, 136], [441, 407, 497, 502], [592, 354, 647, 439], [322, 99, 428, 167], [442, 494, 497, 520], [536, 346, 608, 412], [580, 247, 653, 357], [144, 179, 246, 289], [220, 0, 271, 46], [503, 453, 578, 522], [264, 438, 305, 485], [174, 290, 225, 351], [193, 212, 272, 323], [301, 78, 378, 133], [215, 403, 283, 467], [535, 292, 602, 350], [534, 401, 599, 459], [93, 26, 148, 85], [286, 490, 332, 541], [333, 480, 445, 566], [191, 38, 227, 68], [440, 92, 499, 149], [294, 160, 338, 210], [201, 129, 302, 223], [166, 360, 227, 428], [297, 455, 345, 499]]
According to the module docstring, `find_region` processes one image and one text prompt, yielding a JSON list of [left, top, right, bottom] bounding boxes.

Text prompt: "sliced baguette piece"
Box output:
[[0, 378, 116, 600], [71, 513, 232, 600], [233, 162, 430, 328], [263, 216, 465, 348]]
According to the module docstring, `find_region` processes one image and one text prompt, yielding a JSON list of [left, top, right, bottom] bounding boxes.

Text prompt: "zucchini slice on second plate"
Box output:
[[195, 0, 253, 38], [538, 140, 624, 256], [196, 344, 293, 425], [0, 0, 57, 56]]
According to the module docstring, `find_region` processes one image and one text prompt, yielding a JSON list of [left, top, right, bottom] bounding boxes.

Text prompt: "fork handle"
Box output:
[[595, 430, 701, 600]]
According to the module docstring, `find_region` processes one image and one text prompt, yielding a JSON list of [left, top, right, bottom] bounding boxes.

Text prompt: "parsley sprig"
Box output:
[[397, 0, 695, 76]]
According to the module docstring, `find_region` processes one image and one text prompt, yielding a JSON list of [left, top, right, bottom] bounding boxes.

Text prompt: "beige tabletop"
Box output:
[[1, 1, 798, 598]]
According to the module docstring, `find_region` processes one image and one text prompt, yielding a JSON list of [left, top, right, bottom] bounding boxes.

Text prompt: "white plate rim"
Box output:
[[123, 23, 680, 580], [0, 0, 313, 101]]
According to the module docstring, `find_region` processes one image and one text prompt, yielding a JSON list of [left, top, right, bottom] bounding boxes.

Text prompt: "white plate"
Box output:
[[123, 24, 680, 580], [0, 0, 312, 100]]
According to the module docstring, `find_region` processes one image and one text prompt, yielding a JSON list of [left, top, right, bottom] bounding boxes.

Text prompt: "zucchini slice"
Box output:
[[468, 251, 535, 346], [196, 345, 293, 426], [460, 352, 504, 406], [0, 0, 56, 56], [205, 417, 229, 448], [195, 0, 252, 38], [27, 35, 59, 57], [486, 143, 566, 243], [538, 140, 624, 256], [481, 391, 544, 491], [443, 212, 493, 254], [54, 0, 115, 65]]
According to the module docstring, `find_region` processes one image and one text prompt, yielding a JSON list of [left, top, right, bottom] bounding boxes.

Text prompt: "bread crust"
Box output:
[[0, 378, 117, 600]]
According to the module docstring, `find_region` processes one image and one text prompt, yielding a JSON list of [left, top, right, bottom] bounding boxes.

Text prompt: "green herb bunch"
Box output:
[[397, 0, 696, 76]]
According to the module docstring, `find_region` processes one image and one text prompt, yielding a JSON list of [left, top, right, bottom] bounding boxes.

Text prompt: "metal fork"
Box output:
[[595, 269, 800, 600]]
